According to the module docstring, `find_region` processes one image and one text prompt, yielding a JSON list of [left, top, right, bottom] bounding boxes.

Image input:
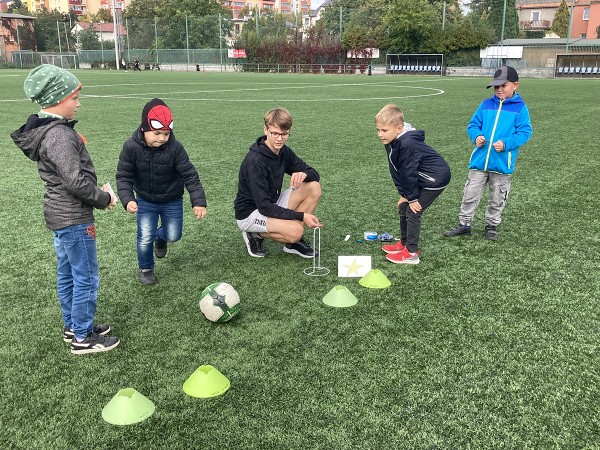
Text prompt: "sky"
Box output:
[[312, 0, 326, 8]]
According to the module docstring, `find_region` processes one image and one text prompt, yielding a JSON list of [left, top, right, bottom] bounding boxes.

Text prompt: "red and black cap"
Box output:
[[140, 98, 174, 132]]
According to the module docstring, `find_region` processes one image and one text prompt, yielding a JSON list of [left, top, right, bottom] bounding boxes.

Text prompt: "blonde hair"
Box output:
[[264, 108, 293, 130], [375, 104, 404, 126]]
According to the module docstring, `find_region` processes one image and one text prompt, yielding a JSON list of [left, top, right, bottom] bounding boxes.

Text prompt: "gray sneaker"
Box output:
[[154, 238, 168, 258], [485, 225, 498, 240], [139, 268, 156, 285], [443, 224, 471, 237]]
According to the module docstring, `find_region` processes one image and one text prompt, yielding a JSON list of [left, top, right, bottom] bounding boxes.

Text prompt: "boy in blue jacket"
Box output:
[[376, 104, 451, 265], [444, 66, 532, 240]]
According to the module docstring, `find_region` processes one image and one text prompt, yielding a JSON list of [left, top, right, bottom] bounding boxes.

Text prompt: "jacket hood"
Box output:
[[11, 115, 72, 161], [249, 135, 280, 159], [397, 127, 425, 144]]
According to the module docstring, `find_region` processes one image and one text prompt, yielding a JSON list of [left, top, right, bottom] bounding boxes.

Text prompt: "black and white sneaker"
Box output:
[[154, 238, 168, 258], [242, 232, 268, 257], [63, 324, 111, 343], [283, 237, 318, 259], [70, 332, 120, 355]]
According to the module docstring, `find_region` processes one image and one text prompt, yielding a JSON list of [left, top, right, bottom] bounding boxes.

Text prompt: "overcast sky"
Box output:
[[312, 0, 326, 8]]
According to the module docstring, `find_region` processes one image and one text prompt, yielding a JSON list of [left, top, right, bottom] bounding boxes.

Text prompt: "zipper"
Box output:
[[484, 98, 504, 171]]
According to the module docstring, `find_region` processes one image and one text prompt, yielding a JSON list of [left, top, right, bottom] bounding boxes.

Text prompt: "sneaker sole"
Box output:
[[63, 326, 111, 343], [382, 249, 403, 254], [242, 233, 267, 258], [71, 339, 120, 355], [386, 255, 420, 265], [283, 246, 317, 259]]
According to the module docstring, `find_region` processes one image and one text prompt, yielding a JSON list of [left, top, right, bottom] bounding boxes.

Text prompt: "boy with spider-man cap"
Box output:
[[116, 98, 207, 285]]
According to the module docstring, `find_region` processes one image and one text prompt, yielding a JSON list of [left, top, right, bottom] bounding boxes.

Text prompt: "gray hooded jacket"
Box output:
[[11, 116, 111, 230]]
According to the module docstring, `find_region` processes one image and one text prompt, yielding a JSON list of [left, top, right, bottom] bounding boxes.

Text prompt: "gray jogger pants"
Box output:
[[458, 169, 511, 227]]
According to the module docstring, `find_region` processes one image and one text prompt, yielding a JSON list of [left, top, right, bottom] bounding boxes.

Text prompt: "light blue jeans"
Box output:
[[53, 223, 99, 341], [136, 197, 183, 269]]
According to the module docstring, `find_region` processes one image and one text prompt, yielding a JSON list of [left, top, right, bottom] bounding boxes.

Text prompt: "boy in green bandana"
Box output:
[[11, 64, 121, 355]]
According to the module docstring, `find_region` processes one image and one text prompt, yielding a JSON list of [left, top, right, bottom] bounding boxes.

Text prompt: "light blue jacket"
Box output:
[[466, 93, 532, 174]]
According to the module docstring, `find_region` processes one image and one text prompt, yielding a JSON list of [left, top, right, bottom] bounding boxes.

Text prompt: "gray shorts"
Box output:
[[236, 188, 293, 233]]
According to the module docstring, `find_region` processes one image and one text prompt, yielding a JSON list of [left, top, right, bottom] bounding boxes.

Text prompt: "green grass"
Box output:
[[1, 70, 599, 449]]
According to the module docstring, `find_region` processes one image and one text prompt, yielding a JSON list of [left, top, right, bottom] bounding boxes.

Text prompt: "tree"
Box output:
[[489, 0, 519, 41], [317, 0, 364, 40], [33, 9, 73, 52], [381, 0, 440, 53], [76, 25, 101, 50], [551, 0, 570, 38], [7, 0, 30, 15]]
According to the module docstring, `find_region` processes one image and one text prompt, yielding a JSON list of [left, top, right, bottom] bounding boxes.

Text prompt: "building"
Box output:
[[516, 0, 600, 38], [71, 20, 125, 41], [0, 12, 36, 63], [222, 0, 311, 18], [302, 0, 330, 30]]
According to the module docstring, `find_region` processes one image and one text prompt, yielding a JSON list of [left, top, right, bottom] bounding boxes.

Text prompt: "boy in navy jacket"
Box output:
[[375, 104, 451, 265], [444, 66, 532, 240]]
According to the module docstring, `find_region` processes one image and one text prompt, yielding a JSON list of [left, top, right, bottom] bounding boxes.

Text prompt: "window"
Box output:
[[581, 33, 587, 38], [531, 11, 540, 21], [583, 7, 589, 20]]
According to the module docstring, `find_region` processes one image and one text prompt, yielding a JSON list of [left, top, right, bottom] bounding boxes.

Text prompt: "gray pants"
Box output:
[[459, 170, 511, 227]]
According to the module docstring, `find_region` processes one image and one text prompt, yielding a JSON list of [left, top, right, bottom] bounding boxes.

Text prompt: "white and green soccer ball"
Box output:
[[199, 282, 241, 323]]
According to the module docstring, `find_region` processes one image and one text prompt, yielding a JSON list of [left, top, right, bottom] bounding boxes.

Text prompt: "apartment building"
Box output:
[[222, 0, 311, 18], [517, 0, 600, 38]]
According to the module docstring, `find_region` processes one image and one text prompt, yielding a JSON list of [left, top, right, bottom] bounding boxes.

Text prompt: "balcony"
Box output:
[[520, 20, 552, 30]]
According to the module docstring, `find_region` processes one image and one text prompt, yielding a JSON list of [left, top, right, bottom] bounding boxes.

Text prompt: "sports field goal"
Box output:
[[386, 53, 445, 75], [40, 53, 78, 69]]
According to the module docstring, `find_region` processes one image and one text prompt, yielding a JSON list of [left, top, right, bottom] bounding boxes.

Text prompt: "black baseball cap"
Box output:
[[487, 66, 519, 88]]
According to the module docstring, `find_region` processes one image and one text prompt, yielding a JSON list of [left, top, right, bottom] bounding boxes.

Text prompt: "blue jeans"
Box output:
[[53, 223, 99, 341], [137, 197, 183, 269]]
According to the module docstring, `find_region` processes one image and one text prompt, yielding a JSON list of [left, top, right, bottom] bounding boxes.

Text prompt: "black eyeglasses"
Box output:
[[267, 129, 290, 139]]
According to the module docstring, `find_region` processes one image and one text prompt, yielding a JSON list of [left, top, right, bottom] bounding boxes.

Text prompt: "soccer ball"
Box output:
[[199, 282, 241, 323]]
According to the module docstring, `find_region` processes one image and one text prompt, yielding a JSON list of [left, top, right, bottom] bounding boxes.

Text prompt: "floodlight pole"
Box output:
[[500, 0, 507, 64], [154, 17, 159, 68], [112, 0, 120, 70], [565, 0, 575, 53], [185, 15, 190, 71], [219, 13, 223, 72]]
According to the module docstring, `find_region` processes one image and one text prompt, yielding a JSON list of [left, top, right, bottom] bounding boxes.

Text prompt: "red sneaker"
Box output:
[[381, 241, 405, 254], [386, 247, 420, 265]]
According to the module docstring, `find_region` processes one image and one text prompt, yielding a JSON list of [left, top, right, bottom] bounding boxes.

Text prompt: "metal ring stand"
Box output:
[[303, 227, 330, 276]]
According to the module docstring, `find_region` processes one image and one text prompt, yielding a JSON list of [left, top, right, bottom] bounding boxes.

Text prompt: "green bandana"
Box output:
[[24, 64, 82, 108]]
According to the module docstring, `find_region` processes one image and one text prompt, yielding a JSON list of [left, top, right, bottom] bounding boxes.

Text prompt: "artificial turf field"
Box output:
[[0, 69, 599, 449]]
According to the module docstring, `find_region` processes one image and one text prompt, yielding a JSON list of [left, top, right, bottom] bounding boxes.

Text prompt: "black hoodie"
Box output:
[[234, 136, 319, 221], [11, 115, 111, 230]]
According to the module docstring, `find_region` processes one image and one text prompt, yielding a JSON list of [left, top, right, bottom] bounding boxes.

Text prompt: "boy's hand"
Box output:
[[126, 201, 138, 214], [475, 135, 486, 147], [409, 200, 422, 213], [101, 183, 118, 210], [303, 213, 323, 229], [397, 196, 408, 207], [193, 206, 206, 220], [493, 140, 505, 152], [290, 172, 307, 190]]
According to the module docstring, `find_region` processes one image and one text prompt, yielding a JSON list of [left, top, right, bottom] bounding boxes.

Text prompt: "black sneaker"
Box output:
[[242, 232, 268, 257], [283, 237, 318, 259], [443, 224, 472, 237], [485, 225, 498, 241], [154, 238, 167, 258], [139, 268, 156, 285], [70, 332, 120, 355], [63, 324, 111, 343]]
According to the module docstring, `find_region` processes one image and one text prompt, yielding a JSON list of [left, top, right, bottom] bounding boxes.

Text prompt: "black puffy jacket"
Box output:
[[116, 129, 206, 207]]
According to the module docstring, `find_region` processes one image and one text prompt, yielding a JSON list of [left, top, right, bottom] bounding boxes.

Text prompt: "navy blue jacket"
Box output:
[[385, 128, 451, 202], [234, 136, 319, 220]]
